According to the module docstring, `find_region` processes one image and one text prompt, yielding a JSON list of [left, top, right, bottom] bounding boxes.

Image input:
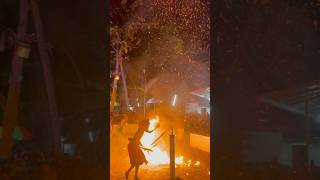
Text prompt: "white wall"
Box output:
[[186, 103, 210, 114], [244, 132, 283, 163], [243, 132, 320, 167], [190, 133, 210, 153], [309, 143, 320, 166], [279, 142, 292, 166], [186, 103, 200, 114]]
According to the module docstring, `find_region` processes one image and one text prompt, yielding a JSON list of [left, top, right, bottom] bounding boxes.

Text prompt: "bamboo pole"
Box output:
[[119, 59, 129, 111], [110, 52, 120, 113]]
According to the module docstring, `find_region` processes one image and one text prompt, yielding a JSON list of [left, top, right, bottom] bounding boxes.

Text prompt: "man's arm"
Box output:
[[145, 124, 160, 133]]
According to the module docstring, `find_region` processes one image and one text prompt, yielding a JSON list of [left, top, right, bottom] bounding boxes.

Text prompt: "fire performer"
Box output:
[[125, 119, 159, 180]]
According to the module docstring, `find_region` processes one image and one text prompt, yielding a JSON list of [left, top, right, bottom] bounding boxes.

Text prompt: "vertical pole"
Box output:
[[30, 0, 61, 156], [305, 100, 309, 140], [170, 129, 175, 180], [305, 100, 310, 169], [0, 0, 29, 159], [119, 59, 129, 112], [110, 52, 120, 113], [143, 69, 146, 118]]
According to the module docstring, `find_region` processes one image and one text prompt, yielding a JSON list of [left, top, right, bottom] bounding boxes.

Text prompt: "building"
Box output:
[[185, 87, 210, 115], [245, 81, 320, 167]]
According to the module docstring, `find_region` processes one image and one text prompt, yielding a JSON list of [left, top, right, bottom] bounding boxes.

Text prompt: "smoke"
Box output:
[[119, 0, 210, 105], [125, 32, 209, 101]]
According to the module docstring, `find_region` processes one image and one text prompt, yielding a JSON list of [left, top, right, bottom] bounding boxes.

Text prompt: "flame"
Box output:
[[148, 116, 159, 131], [140, 116, 184, 165], [194, 161, 200, 166], [175, 156, 184, 164]]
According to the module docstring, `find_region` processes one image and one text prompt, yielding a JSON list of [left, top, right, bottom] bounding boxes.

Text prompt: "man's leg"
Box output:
[[134, 165, 140, 179], [126, 165, 134, 179]]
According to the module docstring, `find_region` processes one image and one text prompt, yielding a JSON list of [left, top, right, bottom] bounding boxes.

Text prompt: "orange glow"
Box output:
[[194, 161, 200, 166], [140, 116, 184, 165]]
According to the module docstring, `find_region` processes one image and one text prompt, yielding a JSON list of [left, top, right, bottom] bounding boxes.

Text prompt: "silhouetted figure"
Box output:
[[119, 114, 128, 133], [125, 119, 158, 180]]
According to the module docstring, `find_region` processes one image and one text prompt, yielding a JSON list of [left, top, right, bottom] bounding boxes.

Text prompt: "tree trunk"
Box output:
[[110, 52, 120, 113], [120, 58, 129, 112]]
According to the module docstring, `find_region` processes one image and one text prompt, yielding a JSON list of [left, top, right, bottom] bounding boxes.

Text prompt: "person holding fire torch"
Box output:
[[125, 118, 159, 180]]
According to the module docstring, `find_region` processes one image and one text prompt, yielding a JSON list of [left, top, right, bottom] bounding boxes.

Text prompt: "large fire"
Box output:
[[140, 116, 184, 166]]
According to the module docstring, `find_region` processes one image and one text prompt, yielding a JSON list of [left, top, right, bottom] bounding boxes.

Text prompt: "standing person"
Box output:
[[110, 114, 114, 135], [119, 114, 128, 133], [125, 119, 158, 180]]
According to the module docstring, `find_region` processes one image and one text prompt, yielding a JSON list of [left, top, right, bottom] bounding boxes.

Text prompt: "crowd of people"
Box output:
[[185, 114, 210, 136]]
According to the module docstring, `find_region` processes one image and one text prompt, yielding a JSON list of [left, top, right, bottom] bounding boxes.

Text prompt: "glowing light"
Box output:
[[88, 131, 94, 142], [115, 75, 120, 80], [172, 94, 177, 106], [140, 116, 184, 165], [194, 161, 200, 166], [148, 116, 159, 131], [185, 160, 192, 167], [85, 118, 90, 123], [175, 156, 184, 165]]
